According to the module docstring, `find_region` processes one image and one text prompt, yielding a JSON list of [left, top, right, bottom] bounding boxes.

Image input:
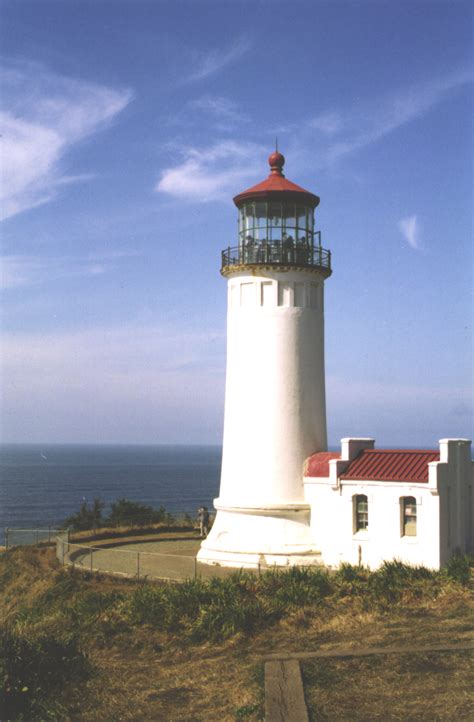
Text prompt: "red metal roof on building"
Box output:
[[305, 452, 340, 477], [233, 151, 320, 208], [340, 450, 440, 483]]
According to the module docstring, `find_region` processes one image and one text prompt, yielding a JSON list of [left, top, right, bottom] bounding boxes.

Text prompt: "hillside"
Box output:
[[1, 543, 473, 721]]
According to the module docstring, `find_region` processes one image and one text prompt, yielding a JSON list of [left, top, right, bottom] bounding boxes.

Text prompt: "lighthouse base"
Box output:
[[197, 502, 322, 569]]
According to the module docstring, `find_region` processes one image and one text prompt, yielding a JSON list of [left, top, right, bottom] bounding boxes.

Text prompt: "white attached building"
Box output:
[[305, 437, 473, 569]]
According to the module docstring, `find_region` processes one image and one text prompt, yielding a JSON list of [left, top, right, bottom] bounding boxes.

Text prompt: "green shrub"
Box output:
[[0, 627, 89, 721], [106, 499, 167, 528], [64, 498, 104, 531]]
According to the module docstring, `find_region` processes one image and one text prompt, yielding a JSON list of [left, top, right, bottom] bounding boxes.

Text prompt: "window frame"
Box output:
[[401, 496, 417, 537], [353, 494, 369, 533]]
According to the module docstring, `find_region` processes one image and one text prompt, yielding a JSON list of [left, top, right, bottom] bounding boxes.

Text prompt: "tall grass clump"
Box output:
[[444, 553, 473, 586], [189, 574, 271, 642], [259, 566, 332, 608], [367, 560, 440, 607], [129, 579, 213, 632], [0, 626, 89, 722], [128, 574, 273, 641], [333, 563, 370, 599]]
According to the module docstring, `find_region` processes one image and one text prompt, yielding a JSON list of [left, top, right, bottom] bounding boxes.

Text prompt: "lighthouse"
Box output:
[[198, 150, 332, 567]]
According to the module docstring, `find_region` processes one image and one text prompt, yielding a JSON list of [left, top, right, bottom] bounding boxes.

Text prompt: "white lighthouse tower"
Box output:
[[198, 150, 332, 567]]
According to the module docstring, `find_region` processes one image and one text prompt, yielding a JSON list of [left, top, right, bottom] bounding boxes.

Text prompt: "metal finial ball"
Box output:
[[268, 150, 285, 174]]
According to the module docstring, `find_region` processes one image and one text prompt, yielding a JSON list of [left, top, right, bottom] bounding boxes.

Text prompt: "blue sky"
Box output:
[[1, 0, 472, 446]]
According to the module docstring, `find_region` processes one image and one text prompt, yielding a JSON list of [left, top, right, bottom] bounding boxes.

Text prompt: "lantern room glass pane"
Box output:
[[297, 205, 306, 232], [268, 203, 282, 242], [282, 204, 296, 234], [268, 203, 282, 226], [239, 207, 245, 232], [244, 203, 255, 236], [255, 203, 267, 227]]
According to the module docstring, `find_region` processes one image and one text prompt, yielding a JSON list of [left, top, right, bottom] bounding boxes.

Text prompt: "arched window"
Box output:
[[402, 497, 417, 537], [355, 494, 368, 532]]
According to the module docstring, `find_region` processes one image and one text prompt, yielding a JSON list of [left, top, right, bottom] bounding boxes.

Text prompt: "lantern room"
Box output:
[[221, 151, 331, 276]]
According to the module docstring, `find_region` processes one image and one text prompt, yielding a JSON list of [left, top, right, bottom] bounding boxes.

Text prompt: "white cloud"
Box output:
[[156, 140, 263, 202], [398, 215, 421, 249], [0, 61, 132, 220], [184, 35, 251, 83]]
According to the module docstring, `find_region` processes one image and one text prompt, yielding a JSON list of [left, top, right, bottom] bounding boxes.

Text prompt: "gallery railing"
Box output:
[[221, 242, 331, 272]]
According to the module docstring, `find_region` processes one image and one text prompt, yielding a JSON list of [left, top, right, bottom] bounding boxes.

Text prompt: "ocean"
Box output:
[[0, 444, 222, 531]]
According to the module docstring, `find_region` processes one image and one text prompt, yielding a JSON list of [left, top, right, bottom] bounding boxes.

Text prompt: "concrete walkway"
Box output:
[[65, 534, 259, 581]]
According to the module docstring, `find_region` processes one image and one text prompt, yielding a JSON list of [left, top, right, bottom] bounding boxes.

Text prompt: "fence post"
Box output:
[[137, 552, 140, 580], [5, 528, 9, 550], [90, 548, 94, 573], [258, 562, 261, 578]]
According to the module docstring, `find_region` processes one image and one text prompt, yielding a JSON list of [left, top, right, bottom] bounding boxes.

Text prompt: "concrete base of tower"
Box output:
[[197, 501, 322, 569]]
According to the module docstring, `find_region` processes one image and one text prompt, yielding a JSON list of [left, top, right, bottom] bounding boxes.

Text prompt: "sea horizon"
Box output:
[[0, 444, 223, 531]]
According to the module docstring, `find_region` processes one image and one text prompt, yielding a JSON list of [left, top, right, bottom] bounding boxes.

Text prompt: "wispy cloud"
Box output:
[[189, 95, 248, 125], [0, 60, 132, 220], [0, 249, 140, 290], [309, 111, 343, 136], [183, 35, 251, 83], [323, 68, 472, 165], [156, 140, 263, 202], [398, 215, 421, 250], [168, 95, 248, 133]]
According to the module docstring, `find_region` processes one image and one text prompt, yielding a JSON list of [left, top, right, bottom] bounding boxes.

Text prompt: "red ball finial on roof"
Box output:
[[268, 150, 285, 176]]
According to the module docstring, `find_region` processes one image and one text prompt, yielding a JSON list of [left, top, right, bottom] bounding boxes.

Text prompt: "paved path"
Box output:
[[66, 535, 257, 581]]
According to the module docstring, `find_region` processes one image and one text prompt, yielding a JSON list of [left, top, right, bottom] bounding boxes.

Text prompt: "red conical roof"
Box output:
[[233, 151, 320, 208]]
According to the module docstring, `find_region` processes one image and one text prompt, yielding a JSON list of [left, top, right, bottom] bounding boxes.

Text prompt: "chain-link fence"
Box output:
[[4, 527, 68, 548], [56, 536, 263, 581], [5, 526, 268, 582]]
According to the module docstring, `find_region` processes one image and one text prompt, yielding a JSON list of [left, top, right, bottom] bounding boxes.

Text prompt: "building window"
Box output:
[[355, 495, 368, 532], [402, 497, 417, 537]]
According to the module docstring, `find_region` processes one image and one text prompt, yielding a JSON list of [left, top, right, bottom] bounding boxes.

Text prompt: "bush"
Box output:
[[106, 498, 167, 528], [0, 627, 89, 721], [64, 498, 104, 531]]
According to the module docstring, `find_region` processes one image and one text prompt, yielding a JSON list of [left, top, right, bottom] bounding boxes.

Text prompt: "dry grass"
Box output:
[[1, 545, 473, 721], [302, 650, 474, 721]]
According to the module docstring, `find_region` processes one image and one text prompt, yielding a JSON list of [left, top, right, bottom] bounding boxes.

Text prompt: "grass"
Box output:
[[302, 650, 474, 721], [0, 544, 472, 721]]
